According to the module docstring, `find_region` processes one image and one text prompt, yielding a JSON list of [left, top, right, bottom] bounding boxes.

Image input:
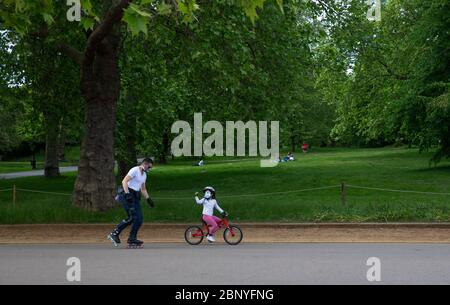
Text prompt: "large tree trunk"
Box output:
[[290, 136, 296, 153], [58, 118, 66, 162], [159, 131, 170, 164], [43, 111, 60, 177], [66, 0, 132, 211], [117, 91, 137, 178], [72, 33, 121, 211]]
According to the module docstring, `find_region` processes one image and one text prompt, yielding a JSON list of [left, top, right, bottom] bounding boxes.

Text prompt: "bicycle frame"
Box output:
[[191, 217, 236, 238]]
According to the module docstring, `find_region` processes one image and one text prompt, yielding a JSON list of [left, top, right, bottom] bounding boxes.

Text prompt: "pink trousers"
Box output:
[[202, 215, 222, 236]]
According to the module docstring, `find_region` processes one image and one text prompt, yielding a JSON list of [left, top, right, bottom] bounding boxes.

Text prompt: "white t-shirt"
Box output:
[[126, 166, 147, 192], [195, 197, 224, 216]]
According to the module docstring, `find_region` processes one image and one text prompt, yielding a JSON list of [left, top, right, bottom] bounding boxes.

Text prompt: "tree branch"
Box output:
[[376, 58, 409, 81], [84, 0, 132, 64], [315, 0, 339, 20], [59, 43, 83, 65]]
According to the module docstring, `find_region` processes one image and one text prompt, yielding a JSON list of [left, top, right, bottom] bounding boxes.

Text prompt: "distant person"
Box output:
[[108, 158, 155, 248], [288, 152, 294, 161], [302, 143, 309, 153], [283, 152, 294, 162], [193, 159, 204, 166]]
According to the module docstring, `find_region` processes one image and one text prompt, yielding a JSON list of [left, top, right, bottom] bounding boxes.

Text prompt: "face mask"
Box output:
[[204, 190, 212, 199]]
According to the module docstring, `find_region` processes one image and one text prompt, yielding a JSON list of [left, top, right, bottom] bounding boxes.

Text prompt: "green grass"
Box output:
[[0, 145, 80, 173], [0, 162, 43, 174], [0, 161, 77, 174], [0, 147, 449, 224]]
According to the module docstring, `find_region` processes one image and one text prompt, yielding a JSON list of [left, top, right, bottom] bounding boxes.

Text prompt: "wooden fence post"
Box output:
[[341, 182, 347, 207], [13, 185, 16, 206]]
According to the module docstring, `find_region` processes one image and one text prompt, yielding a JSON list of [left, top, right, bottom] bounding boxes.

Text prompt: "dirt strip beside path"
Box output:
[[0, 223, 449, 244]]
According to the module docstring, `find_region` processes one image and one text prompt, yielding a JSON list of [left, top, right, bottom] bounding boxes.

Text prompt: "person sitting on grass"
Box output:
[[282, 152, 295, 162], [194, 186, 228, 243], [192, 159, 204, 166], [288, 152, 294, 161]]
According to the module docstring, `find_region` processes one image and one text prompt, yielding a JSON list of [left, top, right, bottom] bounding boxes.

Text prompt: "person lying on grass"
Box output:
[[194, 186, 228, 243]]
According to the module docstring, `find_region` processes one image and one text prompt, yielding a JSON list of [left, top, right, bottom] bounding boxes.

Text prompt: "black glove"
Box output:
[[124, 192, 134, 204], [221, 211, 229, 217], [147, 197, 155, 208]]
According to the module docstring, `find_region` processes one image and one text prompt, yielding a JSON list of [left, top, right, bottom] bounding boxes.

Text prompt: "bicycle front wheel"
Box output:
[[223, 225, 243, 245]]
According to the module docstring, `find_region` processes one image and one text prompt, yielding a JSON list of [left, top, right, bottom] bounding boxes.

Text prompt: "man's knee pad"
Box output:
[[121, 216, 133, 225]]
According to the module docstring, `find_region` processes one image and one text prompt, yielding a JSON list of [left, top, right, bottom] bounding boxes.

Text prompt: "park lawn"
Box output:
[[0, 146, 81, 173], [0, 147, 449, 224], [0, 161, 77, 174], [11, 145, 81, 163], [0, 162, 45, 174]]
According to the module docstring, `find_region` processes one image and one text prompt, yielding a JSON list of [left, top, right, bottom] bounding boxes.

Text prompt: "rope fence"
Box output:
[[15, 188, 72, 196], [1, 183, 450, 206], [346, 184, 450, 196]]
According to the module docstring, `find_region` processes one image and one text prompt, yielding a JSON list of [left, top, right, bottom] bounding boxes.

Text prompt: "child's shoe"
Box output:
[[207, 234, 216, 243]]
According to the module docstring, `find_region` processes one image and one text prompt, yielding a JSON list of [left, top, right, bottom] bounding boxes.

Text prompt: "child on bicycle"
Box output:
[[194, 186, 228, 243]]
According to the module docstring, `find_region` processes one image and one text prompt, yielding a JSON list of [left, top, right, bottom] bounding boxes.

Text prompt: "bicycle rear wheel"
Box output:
[[184, 226, 205, 245], [223, 225, 243, 245]]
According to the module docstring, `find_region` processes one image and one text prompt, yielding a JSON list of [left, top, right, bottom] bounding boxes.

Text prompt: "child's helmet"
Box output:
[[203, 186, 216, 199], [203, 186, 216, 194]]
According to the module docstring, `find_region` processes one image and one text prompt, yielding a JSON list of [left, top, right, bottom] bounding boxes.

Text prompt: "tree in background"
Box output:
[[0, 0, 281, 210], [0, 12, 84, 176], [324, 0, 449, 162]]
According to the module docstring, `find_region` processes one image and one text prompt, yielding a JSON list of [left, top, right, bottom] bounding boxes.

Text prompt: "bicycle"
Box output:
[[184, 215, 243, 245]]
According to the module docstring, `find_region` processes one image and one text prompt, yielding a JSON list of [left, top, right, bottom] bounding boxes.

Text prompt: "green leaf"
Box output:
[[123, 7, 148, 36], [276, 0, 284, 13], [177, 0, 188, 15], [129, 3, 153, 18], [176, 0, 199, 24], [81, 0, 99, 20], [80, 16, 95, 31], [240, 0, 266, 24], [81, 0, 93, 14], [41, 12, 54, 25], [15, 0, 26, 13], [157, 2, 172, 16]]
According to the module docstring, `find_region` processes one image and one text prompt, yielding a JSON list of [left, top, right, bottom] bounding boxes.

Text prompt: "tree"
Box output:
[[1, 0, 280, 211], [0, 12, 84, 176], [0, 31, 22, 158], [323, 0, 449, 162]]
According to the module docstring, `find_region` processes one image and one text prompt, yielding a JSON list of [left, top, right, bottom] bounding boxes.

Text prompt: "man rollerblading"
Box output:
[[108, 158, 155, 248]]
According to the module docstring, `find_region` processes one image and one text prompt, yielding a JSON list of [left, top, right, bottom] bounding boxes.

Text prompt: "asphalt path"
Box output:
[[0, 166, 78, 179], [0, 243, 449, 285]]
